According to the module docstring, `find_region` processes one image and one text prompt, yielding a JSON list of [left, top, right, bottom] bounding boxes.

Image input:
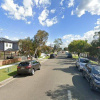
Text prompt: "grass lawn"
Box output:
[[0, 65, 17, 82]]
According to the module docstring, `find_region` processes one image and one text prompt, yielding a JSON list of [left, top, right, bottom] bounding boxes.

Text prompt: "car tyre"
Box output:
[[78, 66, 81, 72], [38, 65, 41, 70], [90, 80, 94, 90], [82, 71, 85, 78], [30, 69, 35, 75]]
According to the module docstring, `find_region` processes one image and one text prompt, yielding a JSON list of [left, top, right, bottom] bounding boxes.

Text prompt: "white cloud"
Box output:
[[38, 8, 49, 26], [60, 0, 64, 6], [62, 15, 64, 19], [34, 0, 51, 7], [26, 21, 31, 24], [50, 9, 56, 13], [68, 0, 74, 8], [72, 0, 100, 17], [94, 18, 100, 31], [62, 30, 95, 47], [0, 28, 3, 31], [38, 8, 58, 27], [45, 16, 58, 27], [1, 0, 33, 23], [5, 35, 9, 39]]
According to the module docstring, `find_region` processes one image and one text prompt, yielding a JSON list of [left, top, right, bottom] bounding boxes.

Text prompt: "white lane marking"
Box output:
[[67, 90, 72, 100]]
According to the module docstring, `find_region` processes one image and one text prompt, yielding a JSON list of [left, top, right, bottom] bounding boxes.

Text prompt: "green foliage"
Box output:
[[19, 37, 34, 56], [53, 38, 63, 52], [68, 40, 91, 56]]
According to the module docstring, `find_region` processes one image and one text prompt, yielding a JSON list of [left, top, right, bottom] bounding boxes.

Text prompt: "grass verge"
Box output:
[[0, 65, 17, 82]]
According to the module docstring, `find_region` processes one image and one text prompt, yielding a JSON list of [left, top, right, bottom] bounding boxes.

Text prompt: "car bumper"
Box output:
[[93, 80, 100, 92], [17, 69, 31, 74]]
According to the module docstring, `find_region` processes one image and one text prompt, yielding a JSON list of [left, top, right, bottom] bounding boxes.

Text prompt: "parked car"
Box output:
[[76, 58, 90, 71], [7, 56, 14, 59], [66, 53, 72, 58], [17, 60, 41, 75], [50, 54, 56, 59], [82, 64, 100, 92]]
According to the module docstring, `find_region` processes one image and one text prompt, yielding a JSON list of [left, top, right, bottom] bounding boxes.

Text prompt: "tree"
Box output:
[[93, 31, 100, 64], [32, 30, 49, 57], [19, 37, 34, 56], [53, 38, 63, 52], [64, 47, 68, 51], [68, 40, 91, 56]]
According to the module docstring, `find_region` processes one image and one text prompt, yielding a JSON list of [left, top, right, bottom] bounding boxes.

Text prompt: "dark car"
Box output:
[[82, 64, 100, 92], [17, 60, 41, 75], [66, 53, 72, 58], [50, 54, 56, 59]]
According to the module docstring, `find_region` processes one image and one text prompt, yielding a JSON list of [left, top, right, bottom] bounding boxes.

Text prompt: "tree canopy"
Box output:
[[68, 40, 91, 56]]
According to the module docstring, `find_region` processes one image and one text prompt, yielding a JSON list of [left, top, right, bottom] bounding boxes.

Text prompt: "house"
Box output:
[[0, 38, 18, 59]]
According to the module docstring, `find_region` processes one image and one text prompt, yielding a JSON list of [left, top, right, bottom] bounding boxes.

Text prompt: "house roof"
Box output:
[[0, 38, 18, 43]]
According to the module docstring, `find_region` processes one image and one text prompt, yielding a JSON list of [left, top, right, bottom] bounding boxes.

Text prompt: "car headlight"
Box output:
[[94, 79, 100, 83], [93, 74, 100, 79]]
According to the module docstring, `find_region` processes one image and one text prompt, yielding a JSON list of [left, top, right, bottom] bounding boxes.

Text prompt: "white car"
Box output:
[[76, 58, 90, 71]]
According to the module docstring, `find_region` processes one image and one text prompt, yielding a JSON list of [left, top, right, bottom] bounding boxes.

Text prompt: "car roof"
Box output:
[[20, 60, 37, 63]]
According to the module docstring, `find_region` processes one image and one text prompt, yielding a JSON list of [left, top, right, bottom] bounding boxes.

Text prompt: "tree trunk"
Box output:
[[78, 53, 80, 57]]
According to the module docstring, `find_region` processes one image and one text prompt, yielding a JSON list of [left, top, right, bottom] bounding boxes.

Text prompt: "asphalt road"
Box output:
[[0, 53, 100, 100]]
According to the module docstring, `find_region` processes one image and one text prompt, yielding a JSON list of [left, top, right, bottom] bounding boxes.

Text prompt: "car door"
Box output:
[[85, 64, 91, 81], [35, 61, 40, 70]]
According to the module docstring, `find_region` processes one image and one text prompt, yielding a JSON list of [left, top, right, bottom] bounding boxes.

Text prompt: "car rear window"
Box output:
[[19, 62, 30, 67], [80, 59, 89, 63]]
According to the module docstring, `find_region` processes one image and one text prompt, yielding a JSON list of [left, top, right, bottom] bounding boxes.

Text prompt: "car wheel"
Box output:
[[78, 66, 81, 72], [82, 71, 85, 78], [38, 65, 41, 70], [30, 69, 35, 75], [90, 80, 94, 90]]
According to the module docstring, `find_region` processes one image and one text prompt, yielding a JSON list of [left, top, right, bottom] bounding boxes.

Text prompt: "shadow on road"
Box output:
[[46, 75, 100, 100], [72, 75, 100, 100], [53, 66, 79, 75], [46, 84, 85, 100]]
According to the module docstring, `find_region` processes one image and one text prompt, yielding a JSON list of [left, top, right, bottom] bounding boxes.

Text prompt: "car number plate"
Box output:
[[21, 67, 24, 69]]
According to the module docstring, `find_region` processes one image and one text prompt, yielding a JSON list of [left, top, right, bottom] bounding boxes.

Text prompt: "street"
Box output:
[[0, 53, 100, 100]]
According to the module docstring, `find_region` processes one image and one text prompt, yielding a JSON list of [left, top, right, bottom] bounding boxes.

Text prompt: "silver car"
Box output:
[[76, 58, 90, 71]]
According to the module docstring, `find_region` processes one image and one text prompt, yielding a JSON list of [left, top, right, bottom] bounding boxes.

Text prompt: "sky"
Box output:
[[0, 0, 100, 48]]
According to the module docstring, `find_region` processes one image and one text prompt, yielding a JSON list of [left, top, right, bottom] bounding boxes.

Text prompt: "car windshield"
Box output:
[[19, 62, 30, 67], [80, 59, 89, 63], [92, 66, 100, 74]]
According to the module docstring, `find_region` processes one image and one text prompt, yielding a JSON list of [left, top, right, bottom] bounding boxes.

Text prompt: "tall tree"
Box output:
[[93, 31, 100, 64], [53, 38, 63, 52], [32, 30, 49, 57], [68, 40, 91, 56], [19, 37, 34, 56]]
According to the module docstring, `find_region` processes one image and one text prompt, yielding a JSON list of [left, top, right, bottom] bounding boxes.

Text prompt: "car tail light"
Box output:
[[17, 66, 20, 69], [26, 65, 31, 69]]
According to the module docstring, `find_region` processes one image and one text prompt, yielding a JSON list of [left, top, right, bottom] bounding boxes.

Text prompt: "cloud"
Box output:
[[1, 0, 33, 23], [68, 0, 74, 8], [61, 15, 64, 19], [72, 0, 100, 17], [60, 0, 64, 6], [34, 0, 51, 7], [50, 9, 56, 13], [5, 35, 9, 39], [26, 21, 31, 24], [62, 30, 95, 47], [94, 18, 100, 31], [38, 8, 58, 27]]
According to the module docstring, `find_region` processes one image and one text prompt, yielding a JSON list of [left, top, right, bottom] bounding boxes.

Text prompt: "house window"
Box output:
[[6, 43, 8, 47], [9, 44, 11, 47]]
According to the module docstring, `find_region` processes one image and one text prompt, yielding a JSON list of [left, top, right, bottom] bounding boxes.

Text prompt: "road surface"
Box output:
[[0, 53, 100, 100]]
